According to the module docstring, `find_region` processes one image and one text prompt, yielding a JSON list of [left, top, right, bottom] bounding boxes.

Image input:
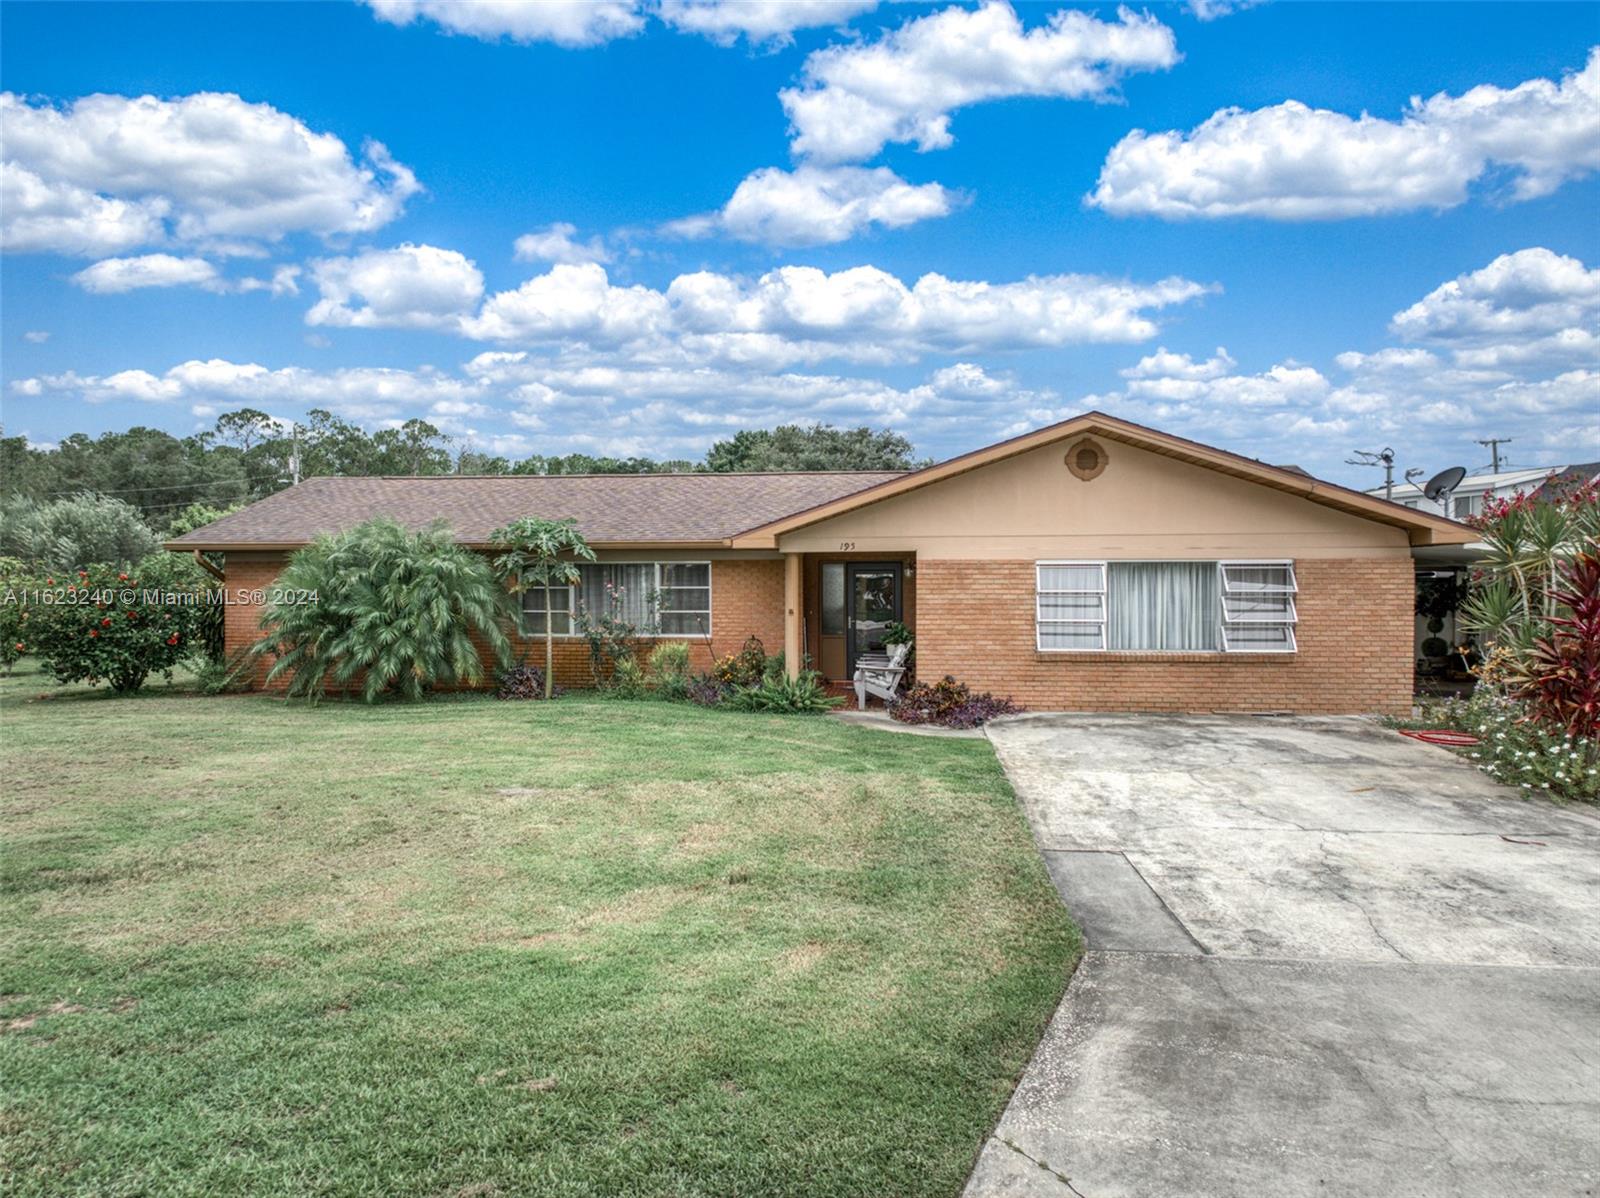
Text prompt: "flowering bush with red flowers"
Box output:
[[0, 555, 34, 673], [25, 555, 214, 693]]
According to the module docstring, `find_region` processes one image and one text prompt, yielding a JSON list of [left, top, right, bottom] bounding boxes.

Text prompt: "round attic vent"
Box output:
[[1065, 437, 1108, 481]]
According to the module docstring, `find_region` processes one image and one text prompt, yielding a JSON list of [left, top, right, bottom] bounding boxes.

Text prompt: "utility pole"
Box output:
[[289, 426, 302, 485], [1476, 437, 1512, 474], [1346, 447, 1396, 499]]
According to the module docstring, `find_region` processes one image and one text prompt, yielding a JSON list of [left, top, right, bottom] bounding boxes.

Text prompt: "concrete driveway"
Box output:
[[967, 714, 1600, 1198]]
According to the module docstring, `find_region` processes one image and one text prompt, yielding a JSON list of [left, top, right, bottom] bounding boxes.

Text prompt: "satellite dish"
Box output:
[[1423, 466, 1467, 504]]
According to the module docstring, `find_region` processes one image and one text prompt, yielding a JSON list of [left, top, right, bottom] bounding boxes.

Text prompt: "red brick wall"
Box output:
[[915, 557, 1414, 715], [223, 556, 289, 688], [224, 554, 785, 691]]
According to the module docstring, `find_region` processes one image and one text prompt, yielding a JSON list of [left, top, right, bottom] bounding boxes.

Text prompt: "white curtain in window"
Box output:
[[1107, 562, 1218, 651], [578, 564, 654, 626]]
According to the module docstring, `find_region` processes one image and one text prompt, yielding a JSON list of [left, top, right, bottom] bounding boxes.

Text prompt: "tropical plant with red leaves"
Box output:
[[1461, 479, 1599, 673], [1514, 553, 1600, 739]]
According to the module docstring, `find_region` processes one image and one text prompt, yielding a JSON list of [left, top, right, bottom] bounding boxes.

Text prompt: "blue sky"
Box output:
[[2, 0, 1597, 485]]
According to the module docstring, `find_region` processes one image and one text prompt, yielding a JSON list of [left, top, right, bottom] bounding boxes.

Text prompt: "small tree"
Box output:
[[255, 519, 513, 703], [703, 423, 920, 472], [165, 501, 243, 537], [490, 517, 596, 699]]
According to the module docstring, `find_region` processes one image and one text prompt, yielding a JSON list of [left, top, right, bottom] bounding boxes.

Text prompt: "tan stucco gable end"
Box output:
[[730, 413, 1473, 551]]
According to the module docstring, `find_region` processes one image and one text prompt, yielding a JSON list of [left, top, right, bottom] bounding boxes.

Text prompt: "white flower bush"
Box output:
[[1393, 692, 1600, 803]]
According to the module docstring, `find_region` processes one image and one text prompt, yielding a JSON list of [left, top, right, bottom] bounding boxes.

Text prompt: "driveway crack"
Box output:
[[995, 1137, 1092, 1197], [1313, 833, 1412, 962]]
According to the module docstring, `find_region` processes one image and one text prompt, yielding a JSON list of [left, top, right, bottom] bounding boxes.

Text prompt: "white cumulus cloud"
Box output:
[[70, 253, 225, 294], [1389, 247, 1600, 343], [657, 0, 877, 46], [1090, 48, 1600, 219], [512, 222, 611, 265], [465, 263, 673, 347], [364, 0, 877, 48], [459, 261, 1210, 364], [781, 2, 1178, 163], [10, 352, 1058, 459], [307, 244, 486, 330], [238, 264, 304, 298], [676, 164, 958, 246], [1079, 255, 1600, 476], [1121, 346, 1236, 380], [364, 0, 645, 47], [0, 91, 421, 254], [0, 162, 168, 257], [1186, 0, 1263, 19], [10, 358, 486, 422]]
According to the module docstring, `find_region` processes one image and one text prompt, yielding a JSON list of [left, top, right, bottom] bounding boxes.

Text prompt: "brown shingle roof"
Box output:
[[165, 472, 908, 550]]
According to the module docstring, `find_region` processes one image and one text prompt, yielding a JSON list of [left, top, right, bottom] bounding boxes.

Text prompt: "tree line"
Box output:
[[0, 409, 924, 527]]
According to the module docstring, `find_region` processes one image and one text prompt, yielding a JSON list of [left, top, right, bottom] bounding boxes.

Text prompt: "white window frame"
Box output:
[[1218, 560, 1298, 654], [654, 561, 714, 638], [1035, 561, 1107, 652], [519, 560, 713, 639], [1034, 559, 1301, 655], [520, 582, 576, 637]]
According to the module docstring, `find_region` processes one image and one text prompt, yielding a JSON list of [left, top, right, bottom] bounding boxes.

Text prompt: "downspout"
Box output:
[[192, 551, 226, 582]]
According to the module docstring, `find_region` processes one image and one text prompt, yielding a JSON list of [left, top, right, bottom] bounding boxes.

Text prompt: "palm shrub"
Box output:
[[490, 517, 595, 700], [1461, 483, 1598, 665], [256, 519, 512, 703]]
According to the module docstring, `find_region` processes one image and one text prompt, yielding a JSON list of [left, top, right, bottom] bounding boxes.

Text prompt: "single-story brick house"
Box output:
[[168, 412, 1473, 714]]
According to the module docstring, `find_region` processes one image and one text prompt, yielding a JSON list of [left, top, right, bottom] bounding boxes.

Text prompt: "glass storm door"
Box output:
[[845, 563, 902, 678]]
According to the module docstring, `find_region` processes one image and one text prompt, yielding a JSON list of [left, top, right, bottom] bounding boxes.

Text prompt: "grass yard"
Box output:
[[0, 665, 1080, 1197]]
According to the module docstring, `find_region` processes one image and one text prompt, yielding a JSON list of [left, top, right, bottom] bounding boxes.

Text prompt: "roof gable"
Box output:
[[729, 412, 1474, 548]]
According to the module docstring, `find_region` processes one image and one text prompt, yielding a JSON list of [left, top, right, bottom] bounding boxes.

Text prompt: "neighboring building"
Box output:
[[1369, 465, 1566, 519], [1531, 462, 1600, 504], [168, 413, 1472, 715]]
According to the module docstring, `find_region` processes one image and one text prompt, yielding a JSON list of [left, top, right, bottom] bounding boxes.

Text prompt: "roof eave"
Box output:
[[166, 537, 737, 553]]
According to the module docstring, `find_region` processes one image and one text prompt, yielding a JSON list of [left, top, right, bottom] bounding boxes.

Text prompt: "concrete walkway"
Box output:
[[967, 714, 1600, 1198]]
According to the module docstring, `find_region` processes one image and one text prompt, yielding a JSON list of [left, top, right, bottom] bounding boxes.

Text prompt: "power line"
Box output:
[[34, 477, 260, 498], [1476, 437, 1513, 473], [1345, 447, 1396, 500]]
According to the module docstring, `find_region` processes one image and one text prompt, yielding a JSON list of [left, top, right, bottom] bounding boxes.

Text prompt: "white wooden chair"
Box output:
[[854, 641, 911, 710]]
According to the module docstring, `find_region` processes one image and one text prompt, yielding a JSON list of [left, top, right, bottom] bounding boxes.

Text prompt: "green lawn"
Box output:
[[0, 665, 1079, 1197]]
